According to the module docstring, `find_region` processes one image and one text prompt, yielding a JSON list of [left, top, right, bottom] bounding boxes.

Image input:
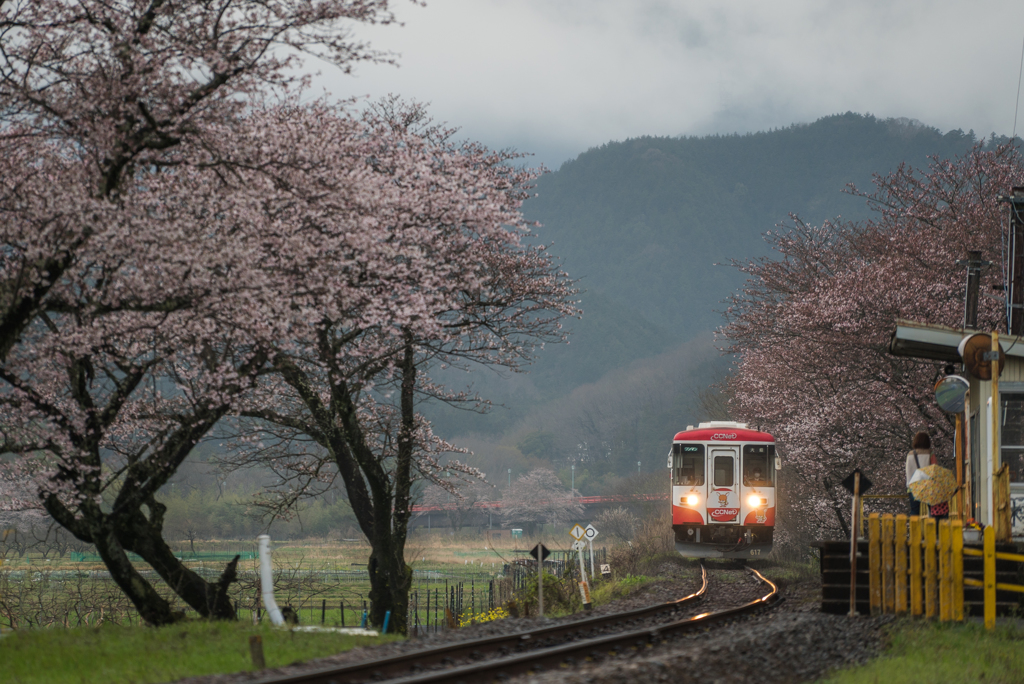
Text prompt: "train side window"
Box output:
[[713, 456, 734, 487], [673, 444, 705, 485], [743, 445, 774, 487]]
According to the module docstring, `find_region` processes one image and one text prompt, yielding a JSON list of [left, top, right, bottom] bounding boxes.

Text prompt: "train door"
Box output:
[[707, 446, 740, 524]]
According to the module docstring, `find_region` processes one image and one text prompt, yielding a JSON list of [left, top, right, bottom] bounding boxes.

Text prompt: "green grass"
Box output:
[[590, 574, 658, 605], [0, 619, 400, 684], [820, 619, 1024, 684]]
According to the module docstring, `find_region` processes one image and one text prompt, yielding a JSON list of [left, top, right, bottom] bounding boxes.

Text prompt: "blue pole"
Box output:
[[382, 610, 391, 634], [360, 611, 367, 628]]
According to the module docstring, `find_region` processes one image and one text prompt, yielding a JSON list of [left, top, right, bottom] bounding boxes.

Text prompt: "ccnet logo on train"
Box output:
[[708, 488, 738, 522]]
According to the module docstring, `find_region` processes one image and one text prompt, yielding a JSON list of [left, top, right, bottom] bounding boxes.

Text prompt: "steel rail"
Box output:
[[250, 565, 709, 684], [382, 566, 779, 684]]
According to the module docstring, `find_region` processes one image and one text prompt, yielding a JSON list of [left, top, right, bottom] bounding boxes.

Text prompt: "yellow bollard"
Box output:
[[924, 517, 937, 618], [894, 514, 908, 615], [909, 516, 922, 616], [868, 513, 882, 615], [951, 519, 964, 622], [984, 525, 996, 630], [882, 515, 895, 613], [939, 520, 952, 621]]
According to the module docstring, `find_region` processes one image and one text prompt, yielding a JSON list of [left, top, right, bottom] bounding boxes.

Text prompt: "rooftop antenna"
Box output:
[[1008, 189, 1024, 335], [955, 250, 989, 330]]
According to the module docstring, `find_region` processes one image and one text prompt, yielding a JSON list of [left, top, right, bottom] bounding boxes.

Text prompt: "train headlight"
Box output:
[[686, 494, 699, 506], [747, 494, 767, 507]]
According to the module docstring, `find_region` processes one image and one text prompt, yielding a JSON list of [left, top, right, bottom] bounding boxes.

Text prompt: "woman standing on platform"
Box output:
[[906, 431, 932, 516]]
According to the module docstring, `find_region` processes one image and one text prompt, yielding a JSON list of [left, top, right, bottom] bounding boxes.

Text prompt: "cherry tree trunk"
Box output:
[[122, 518, 238, 620], [90, 527, 181, 626], [367, 540, 411, 634]]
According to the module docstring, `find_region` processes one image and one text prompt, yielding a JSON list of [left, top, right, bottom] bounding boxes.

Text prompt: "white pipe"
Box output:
[[257, 535, 285, 626]]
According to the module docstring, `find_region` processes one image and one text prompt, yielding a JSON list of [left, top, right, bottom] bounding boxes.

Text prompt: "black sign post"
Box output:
[[529, 543, 550, 562], [530, 543, 549, 617], [841, 469, 872, 616]]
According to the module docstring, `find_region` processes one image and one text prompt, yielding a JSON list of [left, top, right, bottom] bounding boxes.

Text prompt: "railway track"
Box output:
[[252, 565, 779, 684]]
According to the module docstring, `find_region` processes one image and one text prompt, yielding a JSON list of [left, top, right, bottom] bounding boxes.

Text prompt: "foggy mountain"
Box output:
[[428, 114, 986, 475]]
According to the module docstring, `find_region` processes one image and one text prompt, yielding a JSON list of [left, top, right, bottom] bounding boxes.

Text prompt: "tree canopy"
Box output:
[[721, 144, 1023, 541]]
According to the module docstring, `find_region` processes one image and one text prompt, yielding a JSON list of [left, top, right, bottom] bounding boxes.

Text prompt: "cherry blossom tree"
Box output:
[[0, 0, 398, 625], [0, 0, 395, 360], [0, 2, 577, 634], [501, 468, 583, 536], [721, 144, 1023, 541], [213, 100, 579, 635], [422, 481, 494, 534]]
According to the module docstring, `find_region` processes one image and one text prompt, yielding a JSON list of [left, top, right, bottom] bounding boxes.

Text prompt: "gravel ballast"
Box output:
[[173, 560, 892, 684]]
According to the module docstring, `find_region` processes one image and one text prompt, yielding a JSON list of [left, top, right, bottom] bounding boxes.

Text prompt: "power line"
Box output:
[[1014, 33, 1024, 140]]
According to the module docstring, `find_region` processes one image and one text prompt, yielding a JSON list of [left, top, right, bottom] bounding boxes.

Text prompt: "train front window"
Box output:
[[743, 445, 774, 487], [672, 444, 705, 485], [713, 456, 734, 487]]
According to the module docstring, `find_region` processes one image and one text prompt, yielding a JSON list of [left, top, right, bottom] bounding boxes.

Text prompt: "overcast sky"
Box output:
[[313, 0, 1024, 169]]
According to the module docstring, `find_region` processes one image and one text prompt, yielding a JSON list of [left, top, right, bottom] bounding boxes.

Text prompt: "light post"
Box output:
[[507, 468, 511, 488], [571, 464, 575, 494], [637, 461, 641, 475]]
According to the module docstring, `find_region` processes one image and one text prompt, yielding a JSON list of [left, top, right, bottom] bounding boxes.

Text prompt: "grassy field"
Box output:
[[820, 619, 1024, 684], [0, 527, 619, 683], [0, 527, 602, 630], [0, 618, 400, 684]]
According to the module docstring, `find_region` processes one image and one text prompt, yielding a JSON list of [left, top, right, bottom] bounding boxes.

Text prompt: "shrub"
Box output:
[[607, 516, 673, 577], [594, 507, 640, 541]]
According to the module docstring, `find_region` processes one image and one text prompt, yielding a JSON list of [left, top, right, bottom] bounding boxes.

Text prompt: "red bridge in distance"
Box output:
[[410, 493, 669, 513], [409, 493, 669, 529]]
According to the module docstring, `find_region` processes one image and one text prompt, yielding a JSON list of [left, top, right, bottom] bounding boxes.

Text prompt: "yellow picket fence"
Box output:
[[865, 513, 964, 621], [866, 513, 1024, 629], [962, 525, 1024, 629]]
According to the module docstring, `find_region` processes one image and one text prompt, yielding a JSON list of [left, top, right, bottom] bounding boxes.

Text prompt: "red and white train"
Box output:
[[669, 421, 779, 559]]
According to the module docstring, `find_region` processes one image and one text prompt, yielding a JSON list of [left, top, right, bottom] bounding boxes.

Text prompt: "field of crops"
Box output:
[[0, 527, 603, 632]]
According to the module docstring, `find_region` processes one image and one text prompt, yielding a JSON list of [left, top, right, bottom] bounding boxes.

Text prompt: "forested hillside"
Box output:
[[431, 113, 982, 447], [528, 113, 977, 339], [434, 113, 991, 485]]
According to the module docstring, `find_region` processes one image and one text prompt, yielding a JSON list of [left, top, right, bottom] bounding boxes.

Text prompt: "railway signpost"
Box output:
[[530, 543, 550, 618], [585, 524, 599, 578], [842, 469, 872, 615], [570, 524, 586, 541], [572, 539, 593, 610]]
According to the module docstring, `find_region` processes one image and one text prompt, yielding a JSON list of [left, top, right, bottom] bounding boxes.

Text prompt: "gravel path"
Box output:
[[522, 560, 893, 684], [172, 559, 892, 684], [524, 611, 893, 684]]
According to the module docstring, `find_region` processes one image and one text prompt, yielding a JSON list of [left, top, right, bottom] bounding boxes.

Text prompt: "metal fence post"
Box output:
[[895, 514, 908, 614], [951, 519, 964, 621], [984, 525, 996, 630], [909, 516, 922, 616], [882, 515, 895, 613], [924, 517, 937, 619], [868, 514, 882, 614], [939, 520, 952, 621]]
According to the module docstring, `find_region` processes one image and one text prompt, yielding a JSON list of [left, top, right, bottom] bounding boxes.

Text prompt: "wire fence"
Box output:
[[0, 547, 607, 631]]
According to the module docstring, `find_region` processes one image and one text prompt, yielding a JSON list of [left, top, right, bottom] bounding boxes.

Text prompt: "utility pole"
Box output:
[[1007, 188, 1024, 335]]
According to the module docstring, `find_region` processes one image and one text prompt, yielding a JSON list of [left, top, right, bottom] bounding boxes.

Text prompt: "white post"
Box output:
[[588, 538, 595, 578], [577, 542, 587, 583], [257, 535, 285, 626]]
